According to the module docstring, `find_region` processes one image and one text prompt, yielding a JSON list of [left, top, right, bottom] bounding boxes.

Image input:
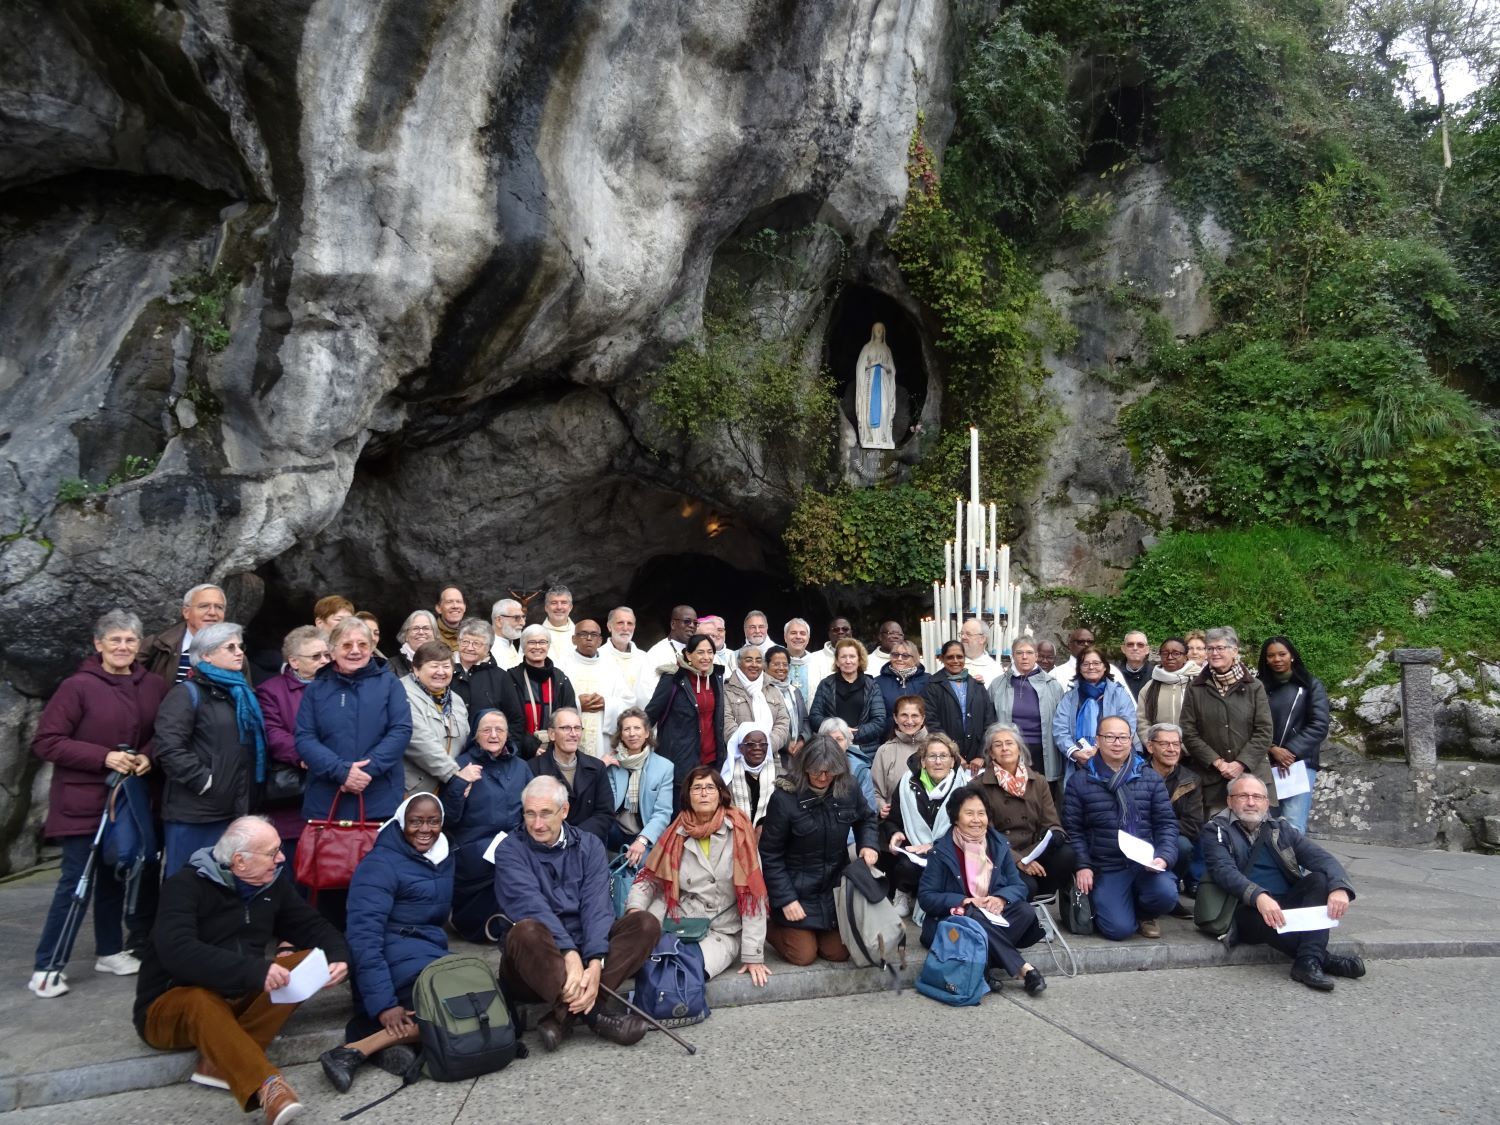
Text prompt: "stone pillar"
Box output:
[[1392, 648, 1442, 769]]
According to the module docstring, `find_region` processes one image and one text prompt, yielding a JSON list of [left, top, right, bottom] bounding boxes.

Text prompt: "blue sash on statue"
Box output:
[[868, 363, 883, 428]]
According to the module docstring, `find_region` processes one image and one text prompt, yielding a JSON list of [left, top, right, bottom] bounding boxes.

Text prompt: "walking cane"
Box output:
[[41, 771, 126, 981], [597, 981, 697, 1055]]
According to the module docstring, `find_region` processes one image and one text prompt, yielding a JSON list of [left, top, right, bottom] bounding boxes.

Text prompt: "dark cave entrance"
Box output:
[[825, 285, 927, 445], [624, 552, 824, 648]]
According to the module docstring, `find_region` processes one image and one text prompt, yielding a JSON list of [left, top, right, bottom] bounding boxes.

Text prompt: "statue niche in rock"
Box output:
[[854, 322, 897, 450]]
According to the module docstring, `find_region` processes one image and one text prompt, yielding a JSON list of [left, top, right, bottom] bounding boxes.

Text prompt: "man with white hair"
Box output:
[[135, 816, 349, 1124], [958, 618, 1000, 686], [489, 598, 526, 670], [742, 610, 773, 655], [781, 617, 816, 701], [603, 606, 649, 691], [542, 585, 576, 661], [143, 583, 227, 686], [492, 776, 661, 1051]]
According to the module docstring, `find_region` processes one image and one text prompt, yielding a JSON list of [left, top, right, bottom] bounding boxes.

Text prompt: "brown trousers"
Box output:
[[766, 920, 849, 966], [499, 914, 661, 1009], [143, 950, 309, 1110]]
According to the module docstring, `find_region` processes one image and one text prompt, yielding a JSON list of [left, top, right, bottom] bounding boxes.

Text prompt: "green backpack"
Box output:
[[413, 954, 522, 1081]]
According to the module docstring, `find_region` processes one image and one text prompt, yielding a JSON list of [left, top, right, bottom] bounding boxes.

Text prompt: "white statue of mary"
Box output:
[[854, 322, 896, 450]]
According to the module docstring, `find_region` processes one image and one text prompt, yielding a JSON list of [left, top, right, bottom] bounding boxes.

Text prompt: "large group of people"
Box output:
[[25, 583, 1361, 1123]]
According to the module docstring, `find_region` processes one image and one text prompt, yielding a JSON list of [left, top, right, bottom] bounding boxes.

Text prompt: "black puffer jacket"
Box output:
[[759, 778, 878, 931], [153, 679, 257, 824], [922, 671, 997, 766], [451, 659, 525, 741]]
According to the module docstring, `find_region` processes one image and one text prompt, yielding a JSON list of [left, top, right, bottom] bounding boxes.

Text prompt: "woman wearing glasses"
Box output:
[[1180, 626, 1272, 814], [1051, 646, 1138, 784]]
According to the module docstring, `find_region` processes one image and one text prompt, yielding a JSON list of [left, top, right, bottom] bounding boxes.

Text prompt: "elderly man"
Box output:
[[1202, 776, 1364, 991], [742, 610, 774, 655], [541, 584, 576, 661], [135, 816, 348, 1125], [493, 776, 661, 1050], [991, 637, 1065, 784], [699, 614, 735, 670], [555, 620, 635, 759], [1035, 640, 1058, 674], [639, 604, 697, 702], [958, 619, 1001, 686], [528, 707, 614, 841], [1063, 715, 1180, 941], [1049, 626, 1127, 689], [802, 617, 853, 695], [434, 586, 467, 651], [144, 583, 227, 685], [1119, 631, 1155, 699], [781, 617, 816, 701], [603, 606, 649, 692], [866, 620, 905, 677], [489, 598, 526, 670]]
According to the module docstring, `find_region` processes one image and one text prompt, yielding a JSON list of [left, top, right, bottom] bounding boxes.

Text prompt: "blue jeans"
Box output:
[[1172, 837, 1205, 887], [1091, 865, 1180, 941], [34, 835, 125, 971], [163, 820, 231, 877], [1276, 768, 1317, 832]]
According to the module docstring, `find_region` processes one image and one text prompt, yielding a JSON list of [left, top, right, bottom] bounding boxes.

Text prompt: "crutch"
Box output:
[[40, 771, 125, 982], [597, 981, 697, 1055]]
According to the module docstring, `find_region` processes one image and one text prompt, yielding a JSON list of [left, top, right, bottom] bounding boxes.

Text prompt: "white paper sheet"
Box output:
[[1116, 829, 1160, 869], [1275, 906, 1340, 934], [902, 848, 929, 866], [978, 907, 1010, 928], [269, 947, 328, 1004], [1021, 829, 1055, 865], [482, 831, 509, 864], [1274, 760, 1311, 799]]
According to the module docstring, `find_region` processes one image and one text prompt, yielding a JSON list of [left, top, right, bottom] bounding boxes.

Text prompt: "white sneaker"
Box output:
[[95, 951, 141, 976], [892, 890, 912, 918], [29, 971, 69, 998]]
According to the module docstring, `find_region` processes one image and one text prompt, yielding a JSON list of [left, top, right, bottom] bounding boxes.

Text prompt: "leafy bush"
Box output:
[[784, 486, 950, 587], [55, 455, 158, 504]]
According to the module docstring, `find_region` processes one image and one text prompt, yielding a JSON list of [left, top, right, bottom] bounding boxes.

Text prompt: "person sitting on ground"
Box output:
[[387, 610, 438, 680], [442, 710, 531, 943], [765, 644, 809, 763], [645, 633, 725, 805], [493, 776, 662, 1051], [627, 766, 771, 987], [1063, 715, 1179, 941], [721, 721, 776, 830], [974, 722, 1077, 901], [529, 707, 614, 841], [1201, 776, 1364, 992], [510, 624, 579, 758], [923, 640, 998, 771], [605, 708, 676, 864], [1053, 645, 1138, 783], [874, 635, 929, 739], [400, 640, 471, 796], [880, 733, 969, 919], [1257, 634, 1331, 833], [450, 617, 524, 738], [917, 786, 1047, 995], [1139, 636, 1193, 729], [722, 644, 791, 756], [1180, 626, 1272, 814], [257, 626, 331, 861], [807, 637, 888, 767], [870, 694, 929, 817], [757, 735, 879, 966], [1145, 722, 1204, 904], [134, 816, 348, 1125], [320, 794, 452, 1093]]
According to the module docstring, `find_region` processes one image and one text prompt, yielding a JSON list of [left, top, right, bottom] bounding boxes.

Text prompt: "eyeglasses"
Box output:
[[1150, 740, 1183, 750], [1079, 661, 1105, 670], [575, 631, 602, 639], [689, 785, 720, 795], [408, 625, 434, 634], [405, 816, 443, 828], [553, 724, 583, 733], [524, 641, 550, 648], [219, 642, 245, 652], [498, 613, 526, 622], [1207, 644, 1234, 653], [297, 650, 332, 662], [1230, 793, 1269, 803], [1096, 733, 1132, 743], [457, 638, 486, 648]]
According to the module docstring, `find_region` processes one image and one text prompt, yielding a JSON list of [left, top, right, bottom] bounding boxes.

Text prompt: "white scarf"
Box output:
[[1151, 664, 1192, 686], [734, 668, 773, 728], [723, 721, 774, 823], [896, 765, 969, 848], [383, 793, 450, 865]]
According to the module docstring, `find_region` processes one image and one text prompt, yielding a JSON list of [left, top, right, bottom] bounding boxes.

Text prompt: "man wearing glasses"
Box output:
[[489, 598, 527, 670], [638, 604, 698, 702], [1202, 775, 1364, 991], [528, 708, 614, 842], [555, 620, 636, 759]]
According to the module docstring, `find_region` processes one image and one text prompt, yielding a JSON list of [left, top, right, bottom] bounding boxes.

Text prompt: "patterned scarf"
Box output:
[[193, 663, 268, 783], [615, 746, 652, 813], [722, 722, 774, 823], [953, 822, 993, 898], [1212, 661, 1247, 697], [994, 758, 1029, 798], [637, 805, 768, 919]]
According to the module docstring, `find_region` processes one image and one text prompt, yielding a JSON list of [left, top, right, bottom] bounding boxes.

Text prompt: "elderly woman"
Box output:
[[1180, 626, 1273, 814], [875, 639, 930, 741], [1144, 722, 1203, 900], [758, 735, 879, 966], [1257, 635, 1330, 831], [990, 637, 1064, 784], [722, 721, 776, 829], [1052, 646, 1138, 782], [400, 640, 473, 796], [1184, 631, 1208, 673], [1139, 636, 1192, 728], [870, 694, 929, 817], [646, 634, 725, 803], [442, 710, 531, 943], [817, 717, 878, 816], [627, 766, 771, 986], [451, 617, 524, 739], [321, 794, 452, 1093], [722, 645, 790, 756], [974, 723, 1077, 901], [155, 622, 267, 876], [387, 611, 438, 680], [922, 640, 998, 772], [807, 638, 887, 766], [29, 610, 166, 997], [880, 733, 969, 918], [256, 625, 331, 855], [917, 786, 1047, 995], [765, 645, 809, 762], [606, 708, 676, 865], [509, 624, 578, 758]]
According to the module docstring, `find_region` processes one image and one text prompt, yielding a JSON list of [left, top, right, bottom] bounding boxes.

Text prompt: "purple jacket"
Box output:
[[255, 668, 311, 839], [32, 658, 167, 837]]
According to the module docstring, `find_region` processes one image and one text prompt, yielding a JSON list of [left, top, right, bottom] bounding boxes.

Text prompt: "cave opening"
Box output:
[[624, 552, 824, 647], [825, 285, 927, 445], [1082, 84, 1153, 172]]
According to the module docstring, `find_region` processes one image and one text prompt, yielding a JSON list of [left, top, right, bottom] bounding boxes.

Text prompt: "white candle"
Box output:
[[999, 543, 1010, 597], [932, 581, 941, 623], [969, 426, 980, 511], [989, 503, 997, 570], [944, 542, 952, 588], [954, 496, 962, 554]]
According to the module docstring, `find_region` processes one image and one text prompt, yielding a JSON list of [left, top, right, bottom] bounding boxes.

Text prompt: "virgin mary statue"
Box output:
[[854, 322, 896, 449]]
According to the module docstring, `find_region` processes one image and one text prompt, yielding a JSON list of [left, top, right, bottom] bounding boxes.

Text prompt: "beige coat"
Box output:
[[871, 728, 928, 807], [721, 674, 791, 753], [401, 676, 469, 795]]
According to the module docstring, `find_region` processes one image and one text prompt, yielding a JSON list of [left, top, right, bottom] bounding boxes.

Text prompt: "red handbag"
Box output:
[[294, 792, 381, 901]]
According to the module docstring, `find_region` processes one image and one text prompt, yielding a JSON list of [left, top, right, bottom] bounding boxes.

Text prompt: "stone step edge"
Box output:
[[5, 936, 1495, 1113]]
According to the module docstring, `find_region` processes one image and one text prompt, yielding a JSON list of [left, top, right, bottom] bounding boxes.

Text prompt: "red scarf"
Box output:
[[638, 805, 768, 920], [521, 667, 553, 734]]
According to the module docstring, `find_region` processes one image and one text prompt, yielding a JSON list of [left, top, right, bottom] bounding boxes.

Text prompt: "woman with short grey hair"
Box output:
[[155, 622, 269, 875], [450, 618, 523, 738], [1180, 626, 1272, 814], [389, 610, 439, 679]]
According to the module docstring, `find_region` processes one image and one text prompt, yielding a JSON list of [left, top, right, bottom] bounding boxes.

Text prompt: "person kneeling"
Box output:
[[493, 776, 661, 1050], [918, 787, 1047, 995], [627, 766, 771, 986], [134, 816, 349, 1125], [320, 794, 453, 1093]]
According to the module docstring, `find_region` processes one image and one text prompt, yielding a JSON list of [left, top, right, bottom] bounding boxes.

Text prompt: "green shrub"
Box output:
[[784, 485, 950, 587]]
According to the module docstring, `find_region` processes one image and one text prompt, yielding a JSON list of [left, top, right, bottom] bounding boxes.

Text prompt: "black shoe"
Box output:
[[1023, 968, 1047, 996], [1290, 958, 1335, 992], [536, 1009, 574, 1052], [1181, 880, 1199, 899], [983, 968, 1007, 993], [587, 1008, 649, 1046], [1169, 901, 1194, 919], [318, 1046, 365, 1093], [1325, 954, 1367, 979], [370, 1044, 419, 1079]]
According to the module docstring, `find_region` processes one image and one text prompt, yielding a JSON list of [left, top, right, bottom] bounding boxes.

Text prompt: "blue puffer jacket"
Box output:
[[1061, 754, 1179, 874], [606, 752, 676, 848], [492, 825, 613, 960], [916, 826, 1028, 948], [1052, 680, 1138, 781], [345, 819, 453, 1018], [296, 657, 412, 821], [442, 745, 531, 910]]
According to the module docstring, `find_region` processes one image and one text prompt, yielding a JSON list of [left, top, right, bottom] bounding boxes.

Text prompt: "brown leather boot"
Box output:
[[587, 1005, 649, 1046], [259, 1074, 304, 1125], [536, 1003, 576, 1052]]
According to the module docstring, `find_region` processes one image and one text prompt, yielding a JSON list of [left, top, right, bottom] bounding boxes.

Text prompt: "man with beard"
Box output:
[[1201, 775, 1364, 991], [490, 598, 526, 670]]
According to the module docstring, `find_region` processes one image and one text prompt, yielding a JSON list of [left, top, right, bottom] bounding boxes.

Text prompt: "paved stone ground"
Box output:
[[2, 840, 1496, 1114]]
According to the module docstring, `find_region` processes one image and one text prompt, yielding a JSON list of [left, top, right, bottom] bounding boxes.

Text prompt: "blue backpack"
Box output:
[[99, 773, 159, 915], [914, 914, 989, 1006], [633, 933, 709, 1028]]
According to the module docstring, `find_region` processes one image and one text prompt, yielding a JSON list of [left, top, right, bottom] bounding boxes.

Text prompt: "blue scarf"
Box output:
[[194, 663, 268, 783], [1073, 678, 1108, 744], [1086, 752, 1143, 836]]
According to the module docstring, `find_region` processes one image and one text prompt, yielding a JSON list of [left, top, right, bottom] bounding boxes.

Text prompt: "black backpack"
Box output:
[[413, 954, 522, 1081]]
